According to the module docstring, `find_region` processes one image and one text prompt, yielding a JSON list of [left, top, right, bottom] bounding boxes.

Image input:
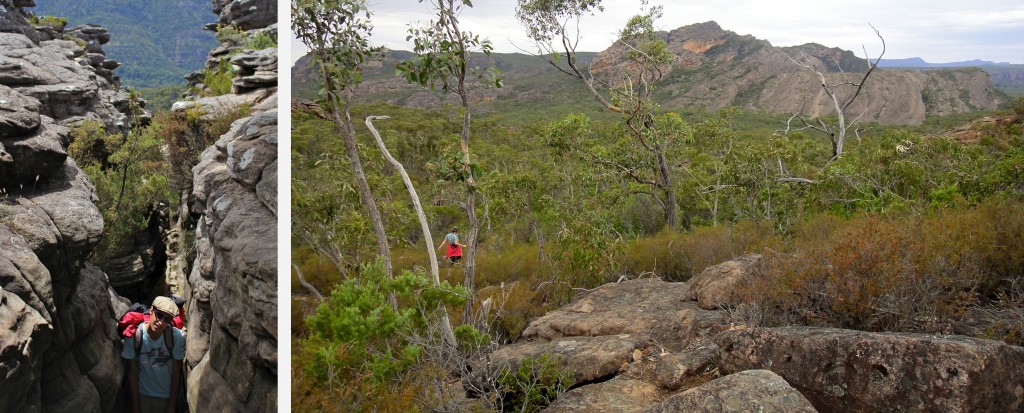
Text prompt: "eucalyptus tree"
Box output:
[[292, 0, 395, 307], [396, 0, 502, 323], [517, 1, 687, 228]]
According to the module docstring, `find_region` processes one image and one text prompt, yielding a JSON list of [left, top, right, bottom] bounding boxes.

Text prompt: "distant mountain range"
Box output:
[[293, 21, 1015, 126], [879, 58, 1017, 68], [878, 58, 1024, 96], [30, 0, 218, 88]]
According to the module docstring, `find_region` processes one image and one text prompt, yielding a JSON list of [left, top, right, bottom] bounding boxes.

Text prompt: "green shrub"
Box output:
[[29, 15, 67, 28], [496, 354, 573, 413], [214, 25, 246, 45], [246, 31, 277, 49], [194, 58, 234, 97], [294, 261, 471, 411], [215, 24, 277, 49], [68, 120, 172, 264]]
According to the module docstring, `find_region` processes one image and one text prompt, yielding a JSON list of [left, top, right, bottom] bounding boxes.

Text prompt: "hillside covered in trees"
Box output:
[[291, 1, 1024, 411], [31, 0, 218, 87]]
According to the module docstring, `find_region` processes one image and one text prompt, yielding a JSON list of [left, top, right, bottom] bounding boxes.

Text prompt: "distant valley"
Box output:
[[30, 0, 218, 87], [878, 58, 1024, 97]]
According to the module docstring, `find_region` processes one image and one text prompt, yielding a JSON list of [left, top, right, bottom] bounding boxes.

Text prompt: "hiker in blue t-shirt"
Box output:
[[122, 296, 185, 413], [437, 227, 463, 264]]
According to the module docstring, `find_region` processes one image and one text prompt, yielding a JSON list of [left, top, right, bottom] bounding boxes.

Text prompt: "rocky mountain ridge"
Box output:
[[292, 21, 1009, 125]]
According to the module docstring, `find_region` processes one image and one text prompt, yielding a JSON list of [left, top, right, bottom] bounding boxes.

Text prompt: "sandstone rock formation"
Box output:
[[470, 256, 1024, 412], [641, 369, 817, 413], [687, 253, 761, 310], [1, 2, 167, 302], [177, 4, 278, 412], [716, 327, 1024, 413], [0, 1, 132, 410]]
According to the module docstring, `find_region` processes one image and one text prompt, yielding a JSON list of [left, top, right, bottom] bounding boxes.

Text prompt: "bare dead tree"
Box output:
[[292, 263, 325, 303], [779, 25, 886, 183], [365, 115, 458, 350]]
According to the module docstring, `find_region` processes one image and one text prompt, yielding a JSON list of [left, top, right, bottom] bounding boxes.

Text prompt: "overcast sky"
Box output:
[[287, 0, 1024, 66]]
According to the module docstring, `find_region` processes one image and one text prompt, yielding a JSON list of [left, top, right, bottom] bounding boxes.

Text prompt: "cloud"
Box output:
[[289, 0, 1024, 65]]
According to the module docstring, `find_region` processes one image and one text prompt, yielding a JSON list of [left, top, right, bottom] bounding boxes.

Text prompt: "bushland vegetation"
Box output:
[[290, 0, 1024, 408], [293, 92, 1024, 410]]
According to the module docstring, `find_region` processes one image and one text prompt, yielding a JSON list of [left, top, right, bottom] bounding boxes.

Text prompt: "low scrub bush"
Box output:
[[195, 58, 234, 97], [293, 261, 475, 411], [617, 220, 780, 282], [733, 198, 1024, 340], [29, 15, 66, 28]]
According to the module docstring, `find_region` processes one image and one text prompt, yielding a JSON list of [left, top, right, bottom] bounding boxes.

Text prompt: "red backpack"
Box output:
[[117, 301, 185, 350]]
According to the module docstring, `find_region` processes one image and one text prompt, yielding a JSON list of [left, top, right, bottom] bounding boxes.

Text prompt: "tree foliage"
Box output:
[[396, 0, 503, 323], [68, 118, 172, 265]]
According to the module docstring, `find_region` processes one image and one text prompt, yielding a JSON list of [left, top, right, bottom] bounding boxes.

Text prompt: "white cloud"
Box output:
[[289, 0, 1024, 65]]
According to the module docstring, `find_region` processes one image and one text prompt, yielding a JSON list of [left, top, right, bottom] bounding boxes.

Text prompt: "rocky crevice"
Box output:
[[175, 1, 278, 411]]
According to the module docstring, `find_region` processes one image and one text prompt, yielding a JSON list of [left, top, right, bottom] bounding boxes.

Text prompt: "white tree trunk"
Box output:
[[366, 116, 458, 350]]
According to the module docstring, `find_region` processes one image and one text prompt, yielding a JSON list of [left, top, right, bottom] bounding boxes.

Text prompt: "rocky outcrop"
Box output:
[[641, 369, 818, 413], [465, 279, 730, 405], [522, 278, 727, 351], [1, 0, 164, 303], [1, 3, 130, 411], [211, 0, 275, 31], [687, 253, 761, 310], [716, 327, 1024, 413], [179, 4, 277, 412], [0, 22, 141, 134], [472, 254, 1024, 412]]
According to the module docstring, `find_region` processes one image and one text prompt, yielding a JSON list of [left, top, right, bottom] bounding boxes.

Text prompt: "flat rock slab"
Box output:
[[542, 377, 663, 413], [523, 278, 727, 352], [716, 327, 1024, 413], [467, 335, 639, 394], [641, 369, 818, 413]]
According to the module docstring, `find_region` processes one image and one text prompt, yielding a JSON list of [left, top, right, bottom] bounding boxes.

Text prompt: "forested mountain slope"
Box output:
[[31, 0, 217, 87]]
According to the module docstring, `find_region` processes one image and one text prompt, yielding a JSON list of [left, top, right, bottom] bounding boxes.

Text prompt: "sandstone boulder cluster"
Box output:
[[470, 255, 1024, 412]]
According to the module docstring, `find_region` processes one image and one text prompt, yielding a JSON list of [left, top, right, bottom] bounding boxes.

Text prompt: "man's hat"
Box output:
[[152, 296, 177, 317]]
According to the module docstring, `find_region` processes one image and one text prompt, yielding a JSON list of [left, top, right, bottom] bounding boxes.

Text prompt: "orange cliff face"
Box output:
[[682, 38, 726, 54]]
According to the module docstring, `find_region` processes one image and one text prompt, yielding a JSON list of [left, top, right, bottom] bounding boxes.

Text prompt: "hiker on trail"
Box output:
[[123, 296, 185, 413], [437, 227, 463, 264]]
